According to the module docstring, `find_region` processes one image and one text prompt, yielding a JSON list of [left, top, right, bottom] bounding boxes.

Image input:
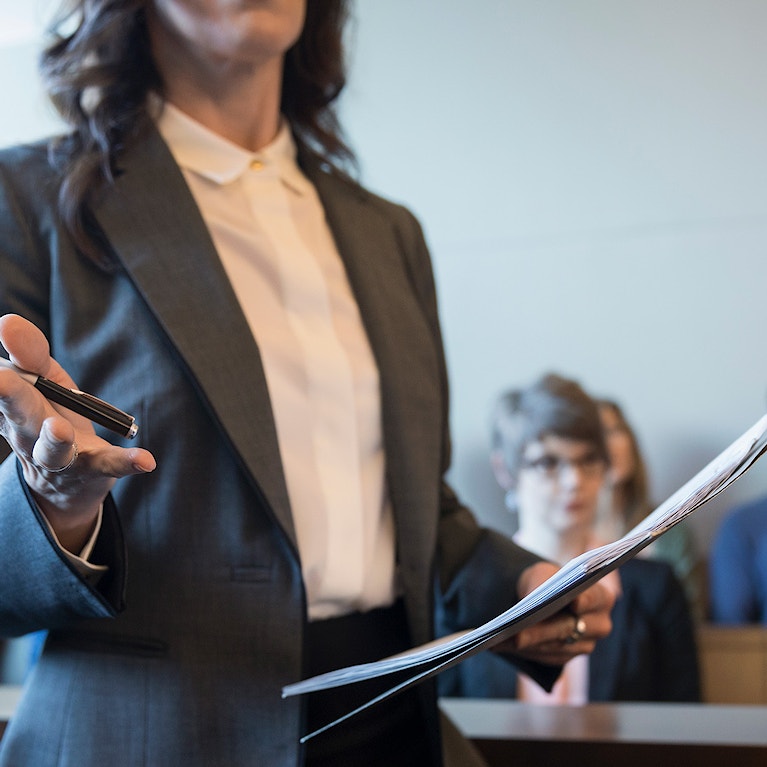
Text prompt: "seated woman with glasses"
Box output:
[[438, 373, 700, 703]]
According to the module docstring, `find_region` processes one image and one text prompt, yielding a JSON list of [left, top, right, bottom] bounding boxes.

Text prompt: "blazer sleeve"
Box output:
[[0, 456, 126, 636], [390, 200, 561, 690], [0, 145, 127, 637], [389, 201, 541, 597]]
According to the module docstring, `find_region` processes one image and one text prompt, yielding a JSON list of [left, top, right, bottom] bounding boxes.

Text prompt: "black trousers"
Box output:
[[303, 600, 436, 767]]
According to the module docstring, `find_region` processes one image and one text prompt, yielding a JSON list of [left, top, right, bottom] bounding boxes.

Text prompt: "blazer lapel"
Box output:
[[307, 166, 444, 615], [90, 133, 444, 598], [90, 128, 297, 548]]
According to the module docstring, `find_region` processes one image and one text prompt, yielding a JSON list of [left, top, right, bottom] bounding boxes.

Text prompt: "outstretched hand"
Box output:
[[493, 561, 616, 667], [0, 314, 156, 552]]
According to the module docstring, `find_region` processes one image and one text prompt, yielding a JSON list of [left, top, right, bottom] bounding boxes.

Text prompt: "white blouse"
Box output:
[[156, 103, 397, 620]]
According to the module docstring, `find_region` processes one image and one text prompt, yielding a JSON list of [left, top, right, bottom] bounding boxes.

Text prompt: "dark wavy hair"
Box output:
[[40, 0, 354, 257]]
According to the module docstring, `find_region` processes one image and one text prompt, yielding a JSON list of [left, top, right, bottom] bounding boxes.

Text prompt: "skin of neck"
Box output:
[[609, 482, 632, 530], [516, 518, 593, 565], [149, 24, 285, 152]]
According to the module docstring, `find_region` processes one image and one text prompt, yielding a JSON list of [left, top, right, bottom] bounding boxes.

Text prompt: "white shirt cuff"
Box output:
[[42, 503, 109, 584]]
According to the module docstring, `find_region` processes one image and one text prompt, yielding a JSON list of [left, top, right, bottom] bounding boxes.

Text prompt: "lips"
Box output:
[[564, 499, 591, 515]]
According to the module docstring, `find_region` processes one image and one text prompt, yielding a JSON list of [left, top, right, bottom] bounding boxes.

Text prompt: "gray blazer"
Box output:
[[0, 128, 544, 766]]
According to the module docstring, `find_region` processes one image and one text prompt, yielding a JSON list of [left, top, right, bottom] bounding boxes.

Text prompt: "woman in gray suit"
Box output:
[[0, 1, 614, 764]]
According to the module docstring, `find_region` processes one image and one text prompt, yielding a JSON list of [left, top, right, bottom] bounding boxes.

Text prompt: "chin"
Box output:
[[563, 507, 596, 527]]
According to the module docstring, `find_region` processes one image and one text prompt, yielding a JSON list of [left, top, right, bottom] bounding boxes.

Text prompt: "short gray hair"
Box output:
[[492, 373, 608, 484]]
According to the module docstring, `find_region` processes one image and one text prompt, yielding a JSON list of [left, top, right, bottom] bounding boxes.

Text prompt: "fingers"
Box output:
[[0, 314, 155, 476], [0, 318, 93, 441], [27, 422, 155, 486], [501, 579, 615, 668], [0, 314, 60, 382], [102, 445, 157, 477], [23, 427, 156, 544], [564, 616, 587, 645], [515, 611, 596, 653], [0, 315, 83, 407], [516, 561, 560, 600], [0, 315, 156, 550], [0, 359, 88, 464], [0, 366, 55, 447], [571, 578, 618, 616], [1, 362, 155, 512], [510, 612, 602, 667], [31, 418, 78, 472]]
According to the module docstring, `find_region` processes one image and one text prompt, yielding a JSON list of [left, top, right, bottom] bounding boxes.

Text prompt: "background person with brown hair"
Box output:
[[597, 399, 703, 619]]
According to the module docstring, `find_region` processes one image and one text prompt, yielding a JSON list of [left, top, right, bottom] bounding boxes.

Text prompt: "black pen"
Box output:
[[0, 357, 138, 439]]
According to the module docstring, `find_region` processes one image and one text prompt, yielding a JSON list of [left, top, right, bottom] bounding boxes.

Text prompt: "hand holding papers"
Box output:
[[283, 414, 767, 741]]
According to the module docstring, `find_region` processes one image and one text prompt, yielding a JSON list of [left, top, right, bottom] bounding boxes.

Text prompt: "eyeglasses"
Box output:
[[521, 452, 606, 480]]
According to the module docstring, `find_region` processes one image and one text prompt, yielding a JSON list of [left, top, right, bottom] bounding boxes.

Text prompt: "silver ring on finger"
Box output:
[[37, 441, 78, 473]]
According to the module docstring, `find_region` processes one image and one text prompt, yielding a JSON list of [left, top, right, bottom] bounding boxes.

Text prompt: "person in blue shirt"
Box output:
[[709, 496, 767, 623]]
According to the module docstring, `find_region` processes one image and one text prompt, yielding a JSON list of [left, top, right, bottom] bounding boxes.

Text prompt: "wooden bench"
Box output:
[[440, 698, 767, 767], [696, 624, 767, 704]]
